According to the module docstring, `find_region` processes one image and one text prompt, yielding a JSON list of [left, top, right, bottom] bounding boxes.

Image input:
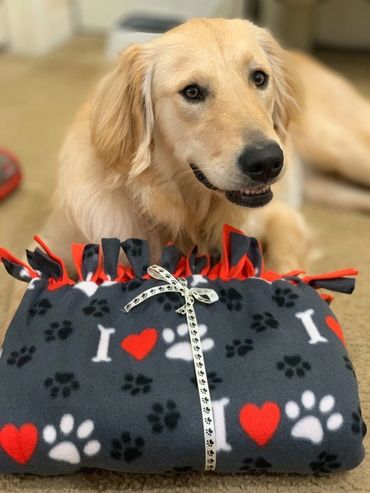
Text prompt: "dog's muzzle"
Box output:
[[190, 163, 273, 208]]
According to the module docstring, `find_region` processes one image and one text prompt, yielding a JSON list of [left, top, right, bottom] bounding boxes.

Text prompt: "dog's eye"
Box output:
[[180, 84, 206, 102], [251, 70, 269, 88]]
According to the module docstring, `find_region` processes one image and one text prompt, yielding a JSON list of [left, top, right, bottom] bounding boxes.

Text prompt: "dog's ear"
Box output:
[[257, 29, 300, 141], [91, 44, 153, 177]]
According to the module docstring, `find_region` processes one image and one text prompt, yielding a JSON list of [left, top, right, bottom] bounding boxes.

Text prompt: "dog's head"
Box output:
[[91, 19, 299, 208]]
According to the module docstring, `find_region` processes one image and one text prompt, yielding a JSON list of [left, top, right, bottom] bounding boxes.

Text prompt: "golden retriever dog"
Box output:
[[53, 17, 308, 272], [2, 18, 370, 336]]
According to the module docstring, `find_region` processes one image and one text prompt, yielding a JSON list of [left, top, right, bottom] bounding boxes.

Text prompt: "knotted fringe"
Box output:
[[0, 225, 358, 299]]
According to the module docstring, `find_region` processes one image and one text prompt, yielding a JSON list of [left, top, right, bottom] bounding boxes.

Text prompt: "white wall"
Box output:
[[5, 0, 73, 55], [0, 0, 9, 47]]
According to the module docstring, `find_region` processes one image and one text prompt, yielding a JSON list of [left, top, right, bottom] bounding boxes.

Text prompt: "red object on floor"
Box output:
[[0, 148, 22, 201]]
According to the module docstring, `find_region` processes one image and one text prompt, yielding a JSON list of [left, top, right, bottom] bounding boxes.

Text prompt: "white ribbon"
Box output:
[[123, 265, 219, 471]]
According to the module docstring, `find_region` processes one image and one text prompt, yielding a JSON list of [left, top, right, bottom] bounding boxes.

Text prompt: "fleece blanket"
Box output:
[[0, 225, 366, 475]]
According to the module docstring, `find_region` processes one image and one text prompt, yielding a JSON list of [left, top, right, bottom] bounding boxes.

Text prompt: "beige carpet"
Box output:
[[0, 36, 369, 492]]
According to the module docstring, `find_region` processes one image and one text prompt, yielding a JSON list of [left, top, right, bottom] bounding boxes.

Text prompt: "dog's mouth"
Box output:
[[190, 164, 273, 208], [190, 164, 219, 191], [224, 188, 273, 207]]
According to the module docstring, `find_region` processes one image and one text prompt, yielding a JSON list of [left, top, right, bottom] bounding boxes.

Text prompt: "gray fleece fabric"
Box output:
[[0, 227, 366, 476]]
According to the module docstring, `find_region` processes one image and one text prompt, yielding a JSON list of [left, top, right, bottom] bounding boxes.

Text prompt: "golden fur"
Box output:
[[3, 18, 370, 337], [53, 18, 307, 270]]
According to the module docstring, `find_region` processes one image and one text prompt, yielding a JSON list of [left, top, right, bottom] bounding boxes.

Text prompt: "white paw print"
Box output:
[[190, 275, 208, 287], [162, 323, 214, 361], [20, 267, 40, 290], [43, 414, 101, 464], [74, 281, 99, 297], [285, 390, 343, 444]]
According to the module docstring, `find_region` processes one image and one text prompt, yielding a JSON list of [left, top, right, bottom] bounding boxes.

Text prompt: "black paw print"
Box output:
[[29, 298, 52, 318], [276, 354, 311, 378], [239, 457, 272, 473], [351, 408, 367, 438], [310, 451, 341, 474], [44, 320, 73, 342], [7, 346, 36, 367], [121, 280, 143, 293], [272, 287, 298, 308], [121, 374, 152, 395], [148, 400, 180, 433], [110, 432, 144, 462], [156, 292, 183, 312], [219, 287, 243, 311], [83, 298, 110, 317], [251, 312, 279, 332], [44, 372, 80, 398], [125, 239, 143, 257], [343, 355, 356, 377], [225, 338, 254, 358], [83, 244, 99, 259], [191, 371, 223, 390]]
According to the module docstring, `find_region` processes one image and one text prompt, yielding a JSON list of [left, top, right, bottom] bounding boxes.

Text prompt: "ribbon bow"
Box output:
[[124, 265, 218, 314], [123, 265, 219, 471]]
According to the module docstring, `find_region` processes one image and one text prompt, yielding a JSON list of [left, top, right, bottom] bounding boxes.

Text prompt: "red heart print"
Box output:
[[0, 423, 38, 464], [121, 328, 158, 360], [326, 315, 346, 345], [239, 402, 281, 446]]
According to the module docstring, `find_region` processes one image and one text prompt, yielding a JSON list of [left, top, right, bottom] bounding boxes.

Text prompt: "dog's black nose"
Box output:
[[238, 142, 283, 183]]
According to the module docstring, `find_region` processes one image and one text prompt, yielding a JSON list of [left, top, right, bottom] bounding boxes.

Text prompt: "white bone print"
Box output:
[[212, 398, 232, 452], [92, 324, 115, 362], [295, 309, 328, 344]]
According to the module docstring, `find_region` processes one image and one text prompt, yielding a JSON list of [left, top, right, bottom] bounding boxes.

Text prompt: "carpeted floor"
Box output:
[[0, 36, 369, 492]]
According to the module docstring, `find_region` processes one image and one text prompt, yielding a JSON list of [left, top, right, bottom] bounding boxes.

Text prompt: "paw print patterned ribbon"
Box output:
[[123, 265, 219, 471]]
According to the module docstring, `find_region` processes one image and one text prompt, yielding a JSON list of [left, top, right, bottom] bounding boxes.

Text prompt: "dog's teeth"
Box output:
[[241, 186, 268, 196]]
